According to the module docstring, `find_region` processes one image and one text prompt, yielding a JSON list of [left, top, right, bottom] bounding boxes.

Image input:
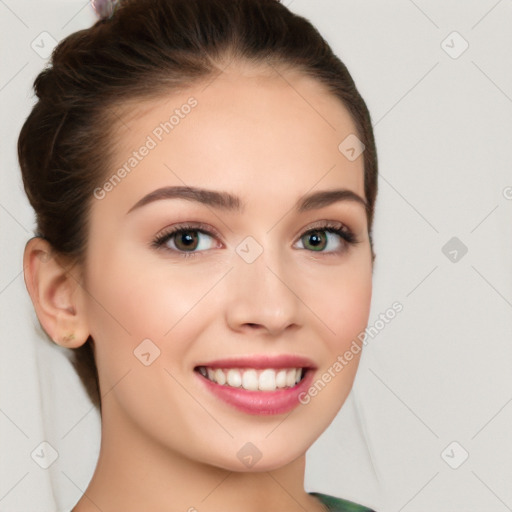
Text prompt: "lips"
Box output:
[[194, 355, 316, 415]]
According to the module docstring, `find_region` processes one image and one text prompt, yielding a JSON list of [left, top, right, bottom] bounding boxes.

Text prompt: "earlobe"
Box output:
[[23, 237, 90, 348]]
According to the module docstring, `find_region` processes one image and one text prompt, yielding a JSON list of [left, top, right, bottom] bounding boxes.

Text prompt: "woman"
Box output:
[[18, 0, 378, 510]]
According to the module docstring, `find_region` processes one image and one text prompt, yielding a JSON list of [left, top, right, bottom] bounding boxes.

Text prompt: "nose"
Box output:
[[224, 242, 302, 337]]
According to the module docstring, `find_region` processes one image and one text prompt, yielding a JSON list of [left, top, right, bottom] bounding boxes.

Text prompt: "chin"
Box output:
[[200, 435, 312, 473]]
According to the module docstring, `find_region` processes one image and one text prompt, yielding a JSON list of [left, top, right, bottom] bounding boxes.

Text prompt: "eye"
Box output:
[[151, 220, 359, 259], [151, 222, 219, 258], [294, 221, 358, 255]]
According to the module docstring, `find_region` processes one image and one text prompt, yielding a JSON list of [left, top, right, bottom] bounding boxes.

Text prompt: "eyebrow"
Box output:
[[126, 185, 368, 215]]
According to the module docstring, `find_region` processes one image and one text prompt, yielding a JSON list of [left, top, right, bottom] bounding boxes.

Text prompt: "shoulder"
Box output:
[[310, 492, 377, 512]]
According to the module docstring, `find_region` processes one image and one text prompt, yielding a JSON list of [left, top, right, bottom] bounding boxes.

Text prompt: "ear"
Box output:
[[23, 237, 90, 348]]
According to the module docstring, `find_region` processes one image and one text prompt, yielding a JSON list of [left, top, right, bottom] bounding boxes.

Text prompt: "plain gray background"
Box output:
[[1, 1, 511, 511]]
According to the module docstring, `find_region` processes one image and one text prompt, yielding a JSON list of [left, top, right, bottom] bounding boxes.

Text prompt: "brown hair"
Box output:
[[18, 0, 378, 406]]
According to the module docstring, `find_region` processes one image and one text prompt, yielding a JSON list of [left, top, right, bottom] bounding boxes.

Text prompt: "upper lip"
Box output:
[[195, 354, 316, 370]]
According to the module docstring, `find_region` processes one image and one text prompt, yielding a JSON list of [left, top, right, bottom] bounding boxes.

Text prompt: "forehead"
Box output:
[[100, 63, 365, 214]]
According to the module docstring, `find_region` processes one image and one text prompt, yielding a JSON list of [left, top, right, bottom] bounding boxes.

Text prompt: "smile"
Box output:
[[196, 366, 304, 391], [194, 355, 316, 415]]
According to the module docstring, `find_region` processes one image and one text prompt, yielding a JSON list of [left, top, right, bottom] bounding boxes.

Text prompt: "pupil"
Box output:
[[307, 231, 325, 250], [178, 231, 197, 250]]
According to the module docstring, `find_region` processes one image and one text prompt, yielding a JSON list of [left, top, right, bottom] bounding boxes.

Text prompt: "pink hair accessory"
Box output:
[[92, 0, 121, 20]]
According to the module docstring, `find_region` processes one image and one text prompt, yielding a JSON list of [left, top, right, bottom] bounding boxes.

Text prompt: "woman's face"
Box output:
[[82, 63, 373, 471]]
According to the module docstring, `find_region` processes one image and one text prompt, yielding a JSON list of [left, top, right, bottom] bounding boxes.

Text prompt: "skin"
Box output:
[[24, 61, 373, 512]]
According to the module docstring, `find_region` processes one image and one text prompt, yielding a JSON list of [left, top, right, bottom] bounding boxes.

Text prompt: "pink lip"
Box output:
[[194, 355, 316, 416], [195, 354, 316, 370]]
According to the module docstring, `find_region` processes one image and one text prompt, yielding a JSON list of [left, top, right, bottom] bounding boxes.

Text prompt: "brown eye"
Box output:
[[173, 230, 200, 251], [152, 223, 219, 257]]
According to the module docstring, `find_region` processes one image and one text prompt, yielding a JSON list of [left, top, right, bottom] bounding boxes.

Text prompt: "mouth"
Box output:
[[193, 355, 316, 415], [194, 366, 307, 391]]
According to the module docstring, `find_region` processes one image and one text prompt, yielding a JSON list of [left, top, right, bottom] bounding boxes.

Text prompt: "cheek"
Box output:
[[82, 243, 219, 370], [334, 269, 372, 344], [286, 254, 372, 448], [301, 253, 373, 350], [82, 249, 214, 427]]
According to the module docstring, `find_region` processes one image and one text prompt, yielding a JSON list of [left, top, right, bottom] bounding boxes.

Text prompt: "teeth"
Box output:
[[286, 368, 297, 387], [275, 369, 287, 388], [227, 369, 242, 388], [198, 367, 305, 391], [242, 369, 259, 391], [214, 368, 226, 385], [259, 369, 276, 391]]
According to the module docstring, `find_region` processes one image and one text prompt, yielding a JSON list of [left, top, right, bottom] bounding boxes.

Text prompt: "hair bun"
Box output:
[[92, 0, 121, 20], [33, 68, 54, 100]]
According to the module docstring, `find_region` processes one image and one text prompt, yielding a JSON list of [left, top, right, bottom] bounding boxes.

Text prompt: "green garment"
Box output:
[[310, 492, 376, 512]]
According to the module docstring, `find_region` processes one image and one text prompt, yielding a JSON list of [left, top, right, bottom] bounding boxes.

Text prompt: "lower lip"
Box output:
[[196, 369, 315, 415]]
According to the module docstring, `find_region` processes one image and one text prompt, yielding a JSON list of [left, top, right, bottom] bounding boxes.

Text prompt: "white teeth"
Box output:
[[199, 367, 305, 391], [227, 369, 242, 388], [214, 368, 226, 385], [275, 369, 287, 388], [286, 368, 297, 387], [242, 369, 259, 391], [258, 369, 276, 391]]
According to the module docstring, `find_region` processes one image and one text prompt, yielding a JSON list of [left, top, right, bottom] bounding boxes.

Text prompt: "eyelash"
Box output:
[[151, 221, 359, 259]]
